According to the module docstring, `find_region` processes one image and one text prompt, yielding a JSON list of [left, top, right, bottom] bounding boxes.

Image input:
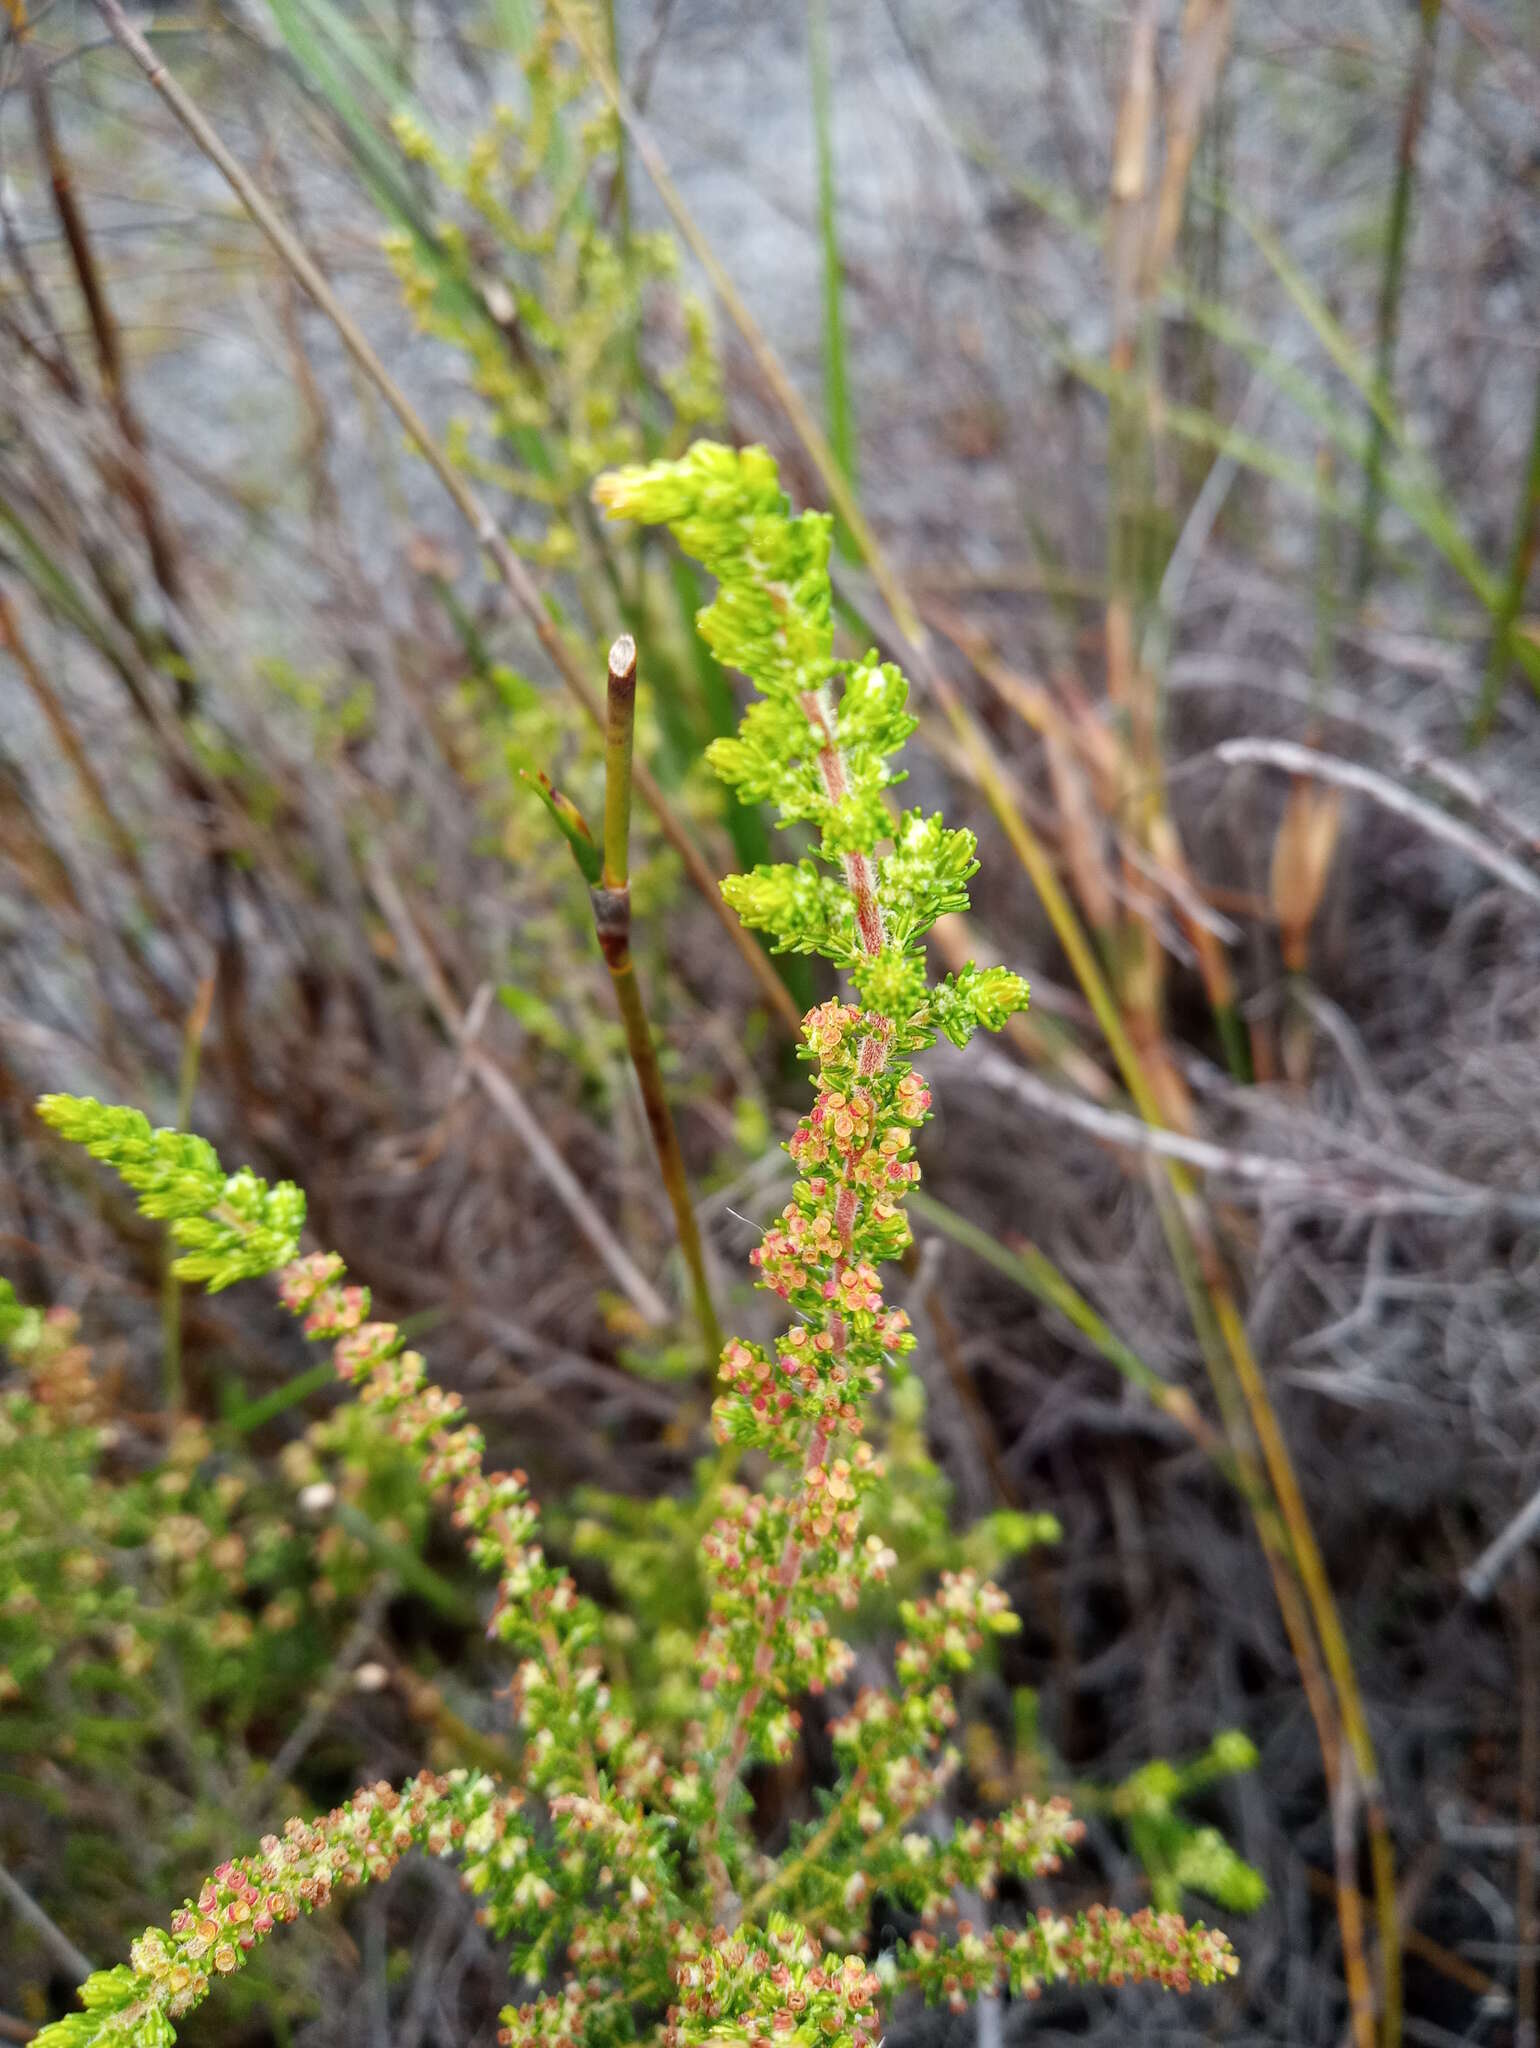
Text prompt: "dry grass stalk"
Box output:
[[1270, 777, 1345, 976], [364, 848, 670, 1329]]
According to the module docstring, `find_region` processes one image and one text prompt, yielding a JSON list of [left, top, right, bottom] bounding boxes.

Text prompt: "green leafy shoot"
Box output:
[[36, 1097, 305, 1291]]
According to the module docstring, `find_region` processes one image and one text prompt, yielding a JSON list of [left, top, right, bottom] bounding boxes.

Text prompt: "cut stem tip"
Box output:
[[609, 634, 638, 687]]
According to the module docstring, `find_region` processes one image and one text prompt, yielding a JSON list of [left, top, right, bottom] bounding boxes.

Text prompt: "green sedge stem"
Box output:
[[1353, 0, 1441, 602], [589, 635, 721, 1365]]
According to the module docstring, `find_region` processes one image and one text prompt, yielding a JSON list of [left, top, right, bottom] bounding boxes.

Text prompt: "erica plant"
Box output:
[[30, 443, 1235, 2048]]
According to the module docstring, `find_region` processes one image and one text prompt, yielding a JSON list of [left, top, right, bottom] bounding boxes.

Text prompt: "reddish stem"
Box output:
[[706, 680, 890, 1915]]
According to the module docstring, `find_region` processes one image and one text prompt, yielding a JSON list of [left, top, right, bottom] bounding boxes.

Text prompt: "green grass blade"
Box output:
[[808, 0, 857, 554], [973, 137, 1500, 619], [263, 0, 558, 489], [285, 0, 422, 114], [265, 0, 429, 228], [1354, 0, 1442, 597], [1472, 363, 1540, 736], [1216, 188, 1403, 447], [0, 499, 120, 651], [910, 1191, 1184, 1415]]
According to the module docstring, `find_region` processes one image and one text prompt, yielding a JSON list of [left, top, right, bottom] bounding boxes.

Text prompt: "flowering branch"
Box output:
[[25, 1770, 516, 2048], [30, 442, 1238, 2048], [595, 443, 1032, 1910]]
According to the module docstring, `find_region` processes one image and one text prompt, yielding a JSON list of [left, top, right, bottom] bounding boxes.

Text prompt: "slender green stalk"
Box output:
[[602, 635, 636, 890], [529, 638, 722, 1363], [808, 0, 856, 555], [1471, 360, 1540, 738], [1354, 0, 1441, 601], [222, 1361, 336, 1434], [333, 1503, 479, 1624], [595, 638, 721, 1362], [604, 958, 720, 1362], [601, 0, 632, 251], [1218, 191, 1402, 445]]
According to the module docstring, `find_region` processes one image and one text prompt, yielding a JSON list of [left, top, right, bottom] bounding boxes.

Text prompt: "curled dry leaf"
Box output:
[[1270, 776, 1344, 973]]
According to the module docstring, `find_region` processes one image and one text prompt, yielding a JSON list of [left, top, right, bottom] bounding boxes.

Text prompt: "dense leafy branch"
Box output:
[[30, 443, 1234, 2048]]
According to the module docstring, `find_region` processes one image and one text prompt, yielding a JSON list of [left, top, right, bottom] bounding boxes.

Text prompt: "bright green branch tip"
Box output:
[[35, 1096, 304, 1291], [593, 441, 1028, 1042]]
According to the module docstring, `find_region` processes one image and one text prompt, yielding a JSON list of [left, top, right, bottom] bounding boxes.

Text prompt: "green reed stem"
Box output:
[[1471, 360, 1540, 739], [808, 0, 856, 556], [602, 635, 637, 891], [1354, 0, 1441, 602]]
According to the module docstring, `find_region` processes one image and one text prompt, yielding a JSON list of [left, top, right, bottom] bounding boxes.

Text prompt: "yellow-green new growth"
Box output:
[[36, 1097, 304, 1290], [383, 20, 719, 572], [594, 442, 1028, 1042], [592, 443, 1038, 1902]]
